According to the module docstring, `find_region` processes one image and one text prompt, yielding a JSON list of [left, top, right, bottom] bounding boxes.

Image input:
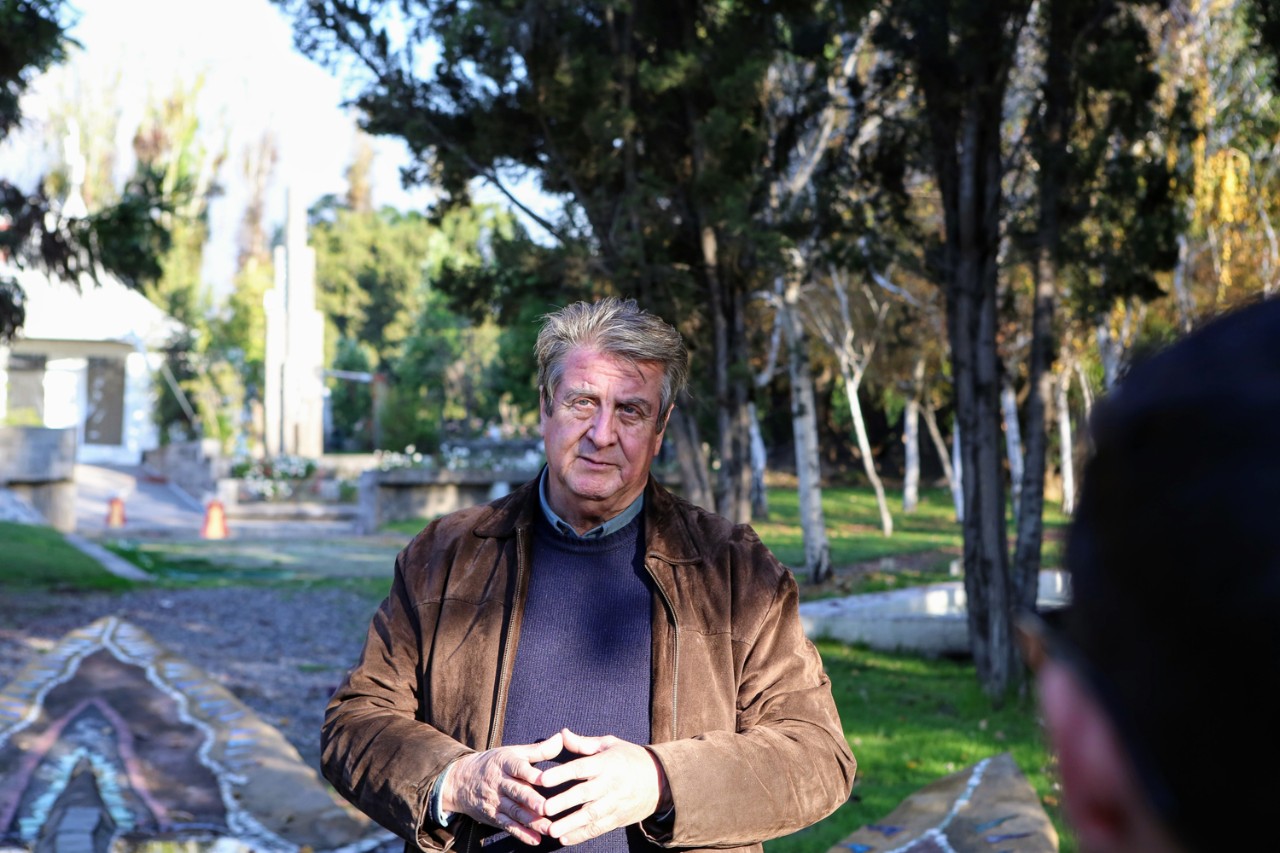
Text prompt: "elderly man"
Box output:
[[323, 297, 856, 853], [1019, 297, 1280, 852]]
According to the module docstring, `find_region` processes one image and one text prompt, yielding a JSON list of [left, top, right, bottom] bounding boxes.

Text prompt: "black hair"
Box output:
[[1063, 297, 1280, 851]]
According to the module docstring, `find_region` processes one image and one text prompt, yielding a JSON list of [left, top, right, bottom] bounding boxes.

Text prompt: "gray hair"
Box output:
[[536, 297, 689, 428]]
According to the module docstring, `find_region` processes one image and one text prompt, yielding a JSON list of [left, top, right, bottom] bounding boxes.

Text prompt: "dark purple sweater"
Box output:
[[501, 512, 658, 853]]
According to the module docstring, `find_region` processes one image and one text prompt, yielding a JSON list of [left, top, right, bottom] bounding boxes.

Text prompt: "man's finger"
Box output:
[[548, 800, 613, 846], [558, 727, 608, 756], [506, 732, 565, 785], [542, 776, 599, 820], [538, 751, 601, 790]]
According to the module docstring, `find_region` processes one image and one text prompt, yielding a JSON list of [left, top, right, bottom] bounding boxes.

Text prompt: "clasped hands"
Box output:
[[442, 728, 672, 846]]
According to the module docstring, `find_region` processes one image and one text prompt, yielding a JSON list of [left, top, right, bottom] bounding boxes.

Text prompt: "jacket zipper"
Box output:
[[487, 526, 528, 749], [649, 560, 680, 741]]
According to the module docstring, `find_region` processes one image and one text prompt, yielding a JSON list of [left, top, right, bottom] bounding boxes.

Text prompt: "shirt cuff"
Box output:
[[428, 761, 457, 826]]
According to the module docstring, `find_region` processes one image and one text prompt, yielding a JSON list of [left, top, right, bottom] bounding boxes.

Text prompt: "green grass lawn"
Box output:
[[0, 520, 134, 591], [765, 642, 1074, 853]]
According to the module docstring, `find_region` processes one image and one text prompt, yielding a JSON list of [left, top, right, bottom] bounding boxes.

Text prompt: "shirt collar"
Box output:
[[538, 467, 644, 539]]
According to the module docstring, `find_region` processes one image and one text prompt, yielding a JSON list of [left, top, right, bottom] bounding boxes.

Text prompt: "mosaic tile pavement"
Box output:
[[831, 753, 1057, 853], [0, 617, 394, 853]]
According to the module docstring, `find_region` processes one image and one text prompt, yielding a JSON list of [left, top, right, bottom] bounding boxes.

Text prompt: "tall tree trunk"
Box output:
[[778, 281, 829, 581], [1000, 379, 1023, 528], [947, 106, 1014, 699], [669, 397, 713, 511], [902, 355, 925, 513], [843, 367, 893, 537], [747, 402, 769, 520], [949, 418, 964, 522], [782, 281, 832, 582], [923, 401, 958, 507], [1012, 0, 1070, 620], [1011, 251, 1056, 615], [1095, 316, 1122, 391], [1056, 365, 1075, 515], [702, 224, 738, 521], [897, 0, 1031, 698], [725, 285, 755, 523]]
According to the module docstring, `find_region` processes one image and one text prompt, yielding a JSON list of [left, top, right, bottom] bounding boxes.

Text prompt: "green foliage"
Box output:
[[0, 521, 133, 591], [328, 336, 375, 451], [218, 254, 272, 397], [311, 203, 433, 363], [311, 197, 532, 446], [0, 0, 73, 140], [377, 380, 442, 456]]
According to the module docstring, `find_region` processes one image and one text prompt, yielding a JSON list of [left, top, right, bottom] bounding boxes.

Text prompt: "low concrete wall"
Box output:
[[0, 426, 77, 532], [142, 439, 226, 502], [358, 467, 540, 533], [0, 426, 77, 483], [799, 570, 1072, 657]]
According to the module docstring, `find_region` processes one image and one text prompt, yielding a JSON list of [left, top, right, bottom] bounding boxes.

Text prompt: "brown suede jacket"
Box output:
[[321, 476, 856, 853]]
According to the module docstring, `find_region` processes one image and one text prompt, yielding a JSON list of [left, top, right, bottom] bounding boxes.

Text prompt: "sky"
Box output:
[[0, 0, 438, 300]]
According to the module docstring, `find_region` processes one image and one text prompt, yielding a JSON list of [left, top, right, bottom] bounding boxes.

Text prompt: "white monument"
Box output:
[[263, 189, 325, 458]]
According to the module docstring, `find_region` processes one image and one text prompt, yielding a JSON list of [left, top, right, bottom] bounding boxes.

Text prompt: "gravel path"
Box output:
[[0, 585, 385, 774]]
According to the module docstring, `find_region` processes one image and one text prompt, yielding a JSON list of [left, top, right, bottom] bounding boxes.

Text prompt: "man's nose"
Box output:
[[587, 408, 618, 445]]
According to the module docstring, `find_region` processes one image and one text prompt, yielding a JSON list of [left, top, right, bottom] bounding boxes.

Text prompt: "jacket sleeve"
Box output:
[[321, 544, 474, 852], [645, 549, 856, 848]]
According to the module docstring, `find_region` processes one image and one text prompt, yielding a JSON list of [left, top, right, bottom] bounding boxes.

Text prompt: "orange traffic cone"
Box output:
[[201, 499, 229, 540], [106, 496, 126, 528]]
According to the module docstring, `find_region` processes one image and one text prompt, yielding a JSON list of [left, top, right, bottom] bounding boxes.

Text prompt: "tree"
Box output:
[[802, 266, 894, 536], [273, 0, 856, 523], [873, 0, 1035, 697], [0, 0, 170, 340]]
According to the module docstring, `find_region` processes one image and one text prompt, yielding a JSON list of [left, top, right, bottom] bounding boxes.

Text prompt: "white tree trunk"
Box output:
[[843, 368, 893, 537], [1001, 380, 1023, 528], [747, 402, 768, 519], [903, 396, 921, 513], [1073, 361, 1094, 417], [902, 356, 925, 513], [1095, 319, 1122, 392], [950, 419, 964, 523], [1056, 366, 1076, 515], [923, 402, 956, 489], [781, 284, 832, 582]]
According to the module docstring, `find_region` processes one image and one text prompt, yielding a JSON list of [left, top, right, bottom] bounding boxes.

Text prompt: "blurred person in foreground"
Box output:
[[1019, 297, 1280, 852], [322, 296, 856, 853]]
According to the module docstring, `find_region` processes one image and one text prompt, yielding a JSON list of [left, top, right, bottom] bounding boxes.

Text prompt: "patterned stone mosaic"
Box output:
[[0, 617, 393, 853], [832, 753, 1057, 853]]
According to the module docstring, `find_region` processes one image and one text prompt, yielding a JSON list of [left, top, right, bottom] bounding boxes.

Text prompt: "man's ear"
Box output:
[[1037, 661, 1175, 853], [657, 405, 674, 434]]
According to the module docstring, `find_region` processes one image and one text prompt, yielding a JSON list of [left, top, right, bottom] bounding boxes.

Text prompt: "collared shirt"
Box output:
[[538, 467, 644, 538]]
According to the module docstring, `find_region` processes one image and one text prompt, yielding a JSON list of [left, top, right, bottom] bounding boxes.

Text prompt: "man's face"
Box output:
[[540, 347, 668, 534]]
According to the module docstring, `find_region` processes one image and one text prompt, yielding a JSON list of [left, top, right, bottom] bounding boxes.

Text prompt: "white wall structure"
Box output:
[[263, 188, 325, 458], [0, 267, 181, 465]]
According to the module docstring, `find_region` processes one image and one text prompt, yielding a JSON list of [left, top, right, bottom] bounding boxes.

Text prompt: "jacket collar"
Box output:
[[472, 473, 706, 568]]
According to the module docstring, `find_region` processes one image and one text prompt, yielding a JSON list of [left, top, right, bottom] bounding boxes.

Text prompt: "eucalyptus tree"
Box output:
[[272, 0, 857, 523]]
